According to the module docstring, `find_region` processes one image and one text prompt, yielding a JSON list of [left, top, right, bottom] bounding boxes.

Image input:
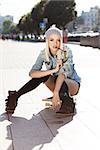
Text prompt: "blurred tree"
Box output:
[[43, 0, 76, 29], [31, 0, 47, 35], [17, 13, 33, 36], [10, 24, 19, 34], [2, 20, 12, 34], [17, 0, 77, 36]]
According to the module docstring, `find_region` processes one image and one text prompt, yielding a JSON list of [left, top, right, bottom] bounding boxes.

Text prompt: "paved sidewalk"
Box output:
[[0, 40, 100, 150]]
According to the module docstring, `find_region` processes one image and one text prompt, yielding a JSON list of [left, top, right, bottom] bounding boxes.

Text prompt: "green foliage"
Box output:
[[31, 0, 47, 34], [2, 20, 18, 34], [17, 13, 33, 34], [2, 20, 12, 34], [18, 0, 77, 35], [43, 0, 76, 28]]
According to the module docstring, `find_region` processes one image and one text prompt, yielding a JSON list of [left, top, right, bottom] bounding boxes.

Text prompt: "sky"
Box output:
[[0, 0, 100, 23]]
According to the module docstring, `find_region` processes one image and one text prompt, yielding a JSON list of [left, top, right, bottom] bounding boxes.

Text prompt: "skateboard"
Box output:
[[42, 97, 76, 117]]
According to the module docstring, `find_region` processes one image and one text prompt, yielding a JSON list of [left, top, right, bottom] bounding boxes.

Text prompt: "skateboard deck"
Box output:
[[42, 98, 76, 117], [42, 97, 52, 107]]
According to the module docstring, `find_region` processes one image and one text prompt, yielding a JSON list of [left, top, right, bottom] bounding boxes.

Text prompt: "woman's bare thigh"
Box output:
[[45, 76, 80, 96], [44, 76, 56, 92]]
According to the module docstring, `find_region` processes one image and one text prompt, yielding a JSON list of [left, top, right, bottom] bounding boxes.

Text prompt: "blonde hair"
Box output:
[[45, 39, 50, 62]]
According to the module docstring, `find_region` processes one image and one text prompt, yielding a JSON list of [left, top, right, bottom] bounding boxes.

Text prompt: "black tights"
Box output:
[[17, 75, 50, 98], [17, 75, 69, 99]]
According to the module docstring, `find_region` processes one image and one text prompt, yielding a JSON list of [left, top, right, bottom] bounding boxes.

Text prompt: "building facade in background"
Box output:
[[78, 6, 100, 32], [66, 6, 100, 33]]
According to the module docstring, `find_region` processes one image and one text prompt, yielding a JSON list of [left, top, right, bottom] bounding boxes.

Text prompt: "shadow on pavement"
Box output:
[[0, 108, 74, 150]]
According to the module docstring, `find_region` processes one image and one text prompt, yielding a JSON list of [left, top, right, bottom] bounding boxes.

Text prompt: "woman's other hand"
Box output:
[[51, 93, 62, 111], [53, 59, 62, 73]]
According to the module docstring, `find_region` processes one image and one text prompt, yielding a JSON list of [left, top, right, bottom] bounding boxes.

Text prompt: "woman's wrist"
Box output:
[[52, 68, 56, 74], [53, 91, 59, 96]]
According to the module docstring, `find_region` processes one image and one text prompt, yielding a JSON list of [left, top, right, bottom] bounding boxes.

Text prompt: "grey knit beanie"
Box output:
[[45, 24, 62, 38]]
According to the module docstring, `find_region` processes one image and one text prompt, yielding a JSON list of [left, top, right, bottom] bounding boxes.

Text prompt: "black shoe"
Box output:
[[5, 91, 18, 114]]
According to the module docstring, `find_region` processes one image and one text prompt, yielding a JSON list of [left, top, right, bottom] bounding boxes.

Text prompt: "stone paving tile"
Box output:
[[0, 111, 13, 150], [40, 107, 100, 150], [8, 107, 61, 150], [76, 101, 100, 139]]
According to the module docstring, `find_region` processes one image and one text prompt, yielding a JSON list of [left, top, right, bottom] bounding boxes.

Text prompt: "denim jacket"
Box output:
[[29, 45, 81, 84]]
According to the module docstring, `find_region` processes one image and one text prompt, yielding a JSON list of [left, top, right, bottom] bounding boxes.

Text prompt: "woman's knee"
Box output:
[[65, 79, 80, 96], [70, 83, 80, 96]]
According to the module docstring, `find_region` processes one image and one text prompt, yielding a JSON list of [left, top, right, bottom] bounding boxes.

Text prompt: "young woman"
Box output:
[[5, 25, 81, 114]]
